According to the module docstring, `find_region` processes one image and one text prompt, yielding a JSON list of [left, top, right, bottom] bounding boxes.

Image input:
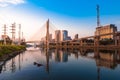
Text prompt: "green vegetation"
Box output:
[[0, 45, 26, 57]]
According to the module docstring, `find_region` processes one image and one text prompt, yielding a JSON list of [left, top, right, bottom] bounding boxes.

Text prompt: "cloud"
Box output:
[[0, 0, 26, 7]]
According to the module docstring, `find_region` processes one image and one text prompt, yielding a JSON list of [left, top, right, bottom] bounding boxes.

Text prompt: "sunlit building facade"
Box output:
[[95, 24, 117, 39], [55, 30, 61, 42]]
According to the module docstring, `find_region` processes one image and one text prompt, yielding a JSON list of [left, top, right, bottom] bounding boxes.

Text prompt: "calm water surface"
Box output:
[[0, 47, 120, 80]]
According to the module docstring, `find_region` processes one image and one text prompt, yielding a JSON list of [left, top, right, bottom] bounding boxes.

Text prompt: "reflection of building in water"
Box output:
[[55, 49, 60, 62], [60, 50, 68, 62], [95, 50, 119, 80], [116, 50, 120, 63], [18, 53, 23, 71], [73, 50, 79, 59], [54, 50, 68, 62], [80, 49, 92, 56], [96, 50, 117, 69]]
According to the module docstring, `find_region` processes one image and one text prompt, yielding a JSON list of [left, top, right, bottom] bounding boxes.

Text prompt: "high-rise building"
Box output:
[[66, 36, 72, 40], [49, 34, 52, 42], [61, 30, 68, 41], [95, 24, 117, 39], [55, 30, 61, 42], [74, 34, 78, 40], [55, 30, 71, 42]]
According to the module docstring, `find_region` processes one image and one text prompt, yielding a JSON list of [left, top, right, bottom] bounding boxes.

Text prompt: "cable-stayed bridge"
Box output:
[[26, 19, 120, 49], [26, 19, 58, 43]]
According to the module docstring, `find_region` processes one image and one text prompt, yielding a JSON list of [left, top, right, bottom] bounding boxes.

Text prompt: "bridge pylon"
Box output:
[[46, 19, 49, 48]]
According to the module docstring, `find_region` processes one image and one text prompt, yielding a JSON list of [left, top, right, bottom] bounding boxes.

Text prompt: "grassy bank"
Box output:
[[0, 45, 26, 57]]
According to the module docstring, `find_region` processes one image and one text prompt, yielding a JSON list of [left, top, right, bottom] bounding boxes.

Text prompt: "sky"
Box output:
[[0, 0, 120, 41]]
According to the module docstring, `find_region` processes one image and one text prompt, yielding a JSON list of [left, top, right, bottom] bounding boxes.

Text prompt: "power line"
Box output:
[[10, 23, 16, 44], [2, 24, 7, 45], [18, 24, 21, 45]]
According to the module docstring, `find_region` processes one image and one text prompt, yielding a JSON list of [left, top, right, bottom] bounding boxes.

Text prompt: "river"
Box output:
[[0, 47, 120, 80]]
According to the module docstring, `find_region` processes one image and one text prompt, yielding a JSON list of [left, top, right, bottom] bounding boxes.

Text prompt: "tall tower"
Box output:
[[45, 19, 50, 73], [22, 32, 23, 40], [46, 19, 49, 48], [10, 23, 16, 44], [19, 24, 21, 44], [97, 4, 100, 27], [3, 24, 7, 45]]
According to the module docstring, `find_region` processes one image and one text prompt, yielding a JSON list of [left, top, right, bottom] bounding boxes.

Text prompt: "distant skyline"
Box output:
[[0, 0, 120, 41]]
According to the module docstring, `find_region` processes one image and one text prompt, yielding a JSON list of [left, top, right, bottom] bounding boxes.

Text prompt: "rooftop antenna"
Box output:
[[97, 4, 100, 27]]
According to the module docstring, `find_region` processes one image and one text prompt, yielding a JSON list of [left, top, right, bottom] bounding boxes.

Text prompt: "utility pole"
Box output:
[[21, 32, 24, 42], [97, 4, 100, 27], [10, 23, 16, 45], [3, 24, 7, 45], [18, 24, 21, 45]]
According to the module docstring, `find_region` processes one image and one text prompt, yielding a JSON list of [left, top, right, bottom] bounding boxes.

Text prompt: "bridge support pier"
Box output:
[[80, 39, 86, 47], [114, 34, 118, 46], [94, 48, 99, 58], [117, 34, 120, 46], [80, 40, 83, 47], [94, 36, 100, 47]]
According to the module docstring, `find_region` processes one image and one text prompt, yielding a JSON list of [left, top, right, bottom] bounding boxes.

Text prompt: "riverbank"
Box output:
[[0, 45, 26, 61]]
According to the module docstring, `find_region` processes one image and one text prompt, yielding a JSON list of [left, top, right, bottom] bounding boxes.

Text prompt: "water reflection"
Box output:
[[0, 48, 120, 80], [54, 49, 68, 62], [40, 48, 120, 73], [0, 52, 24, 74], [52, 49, 120, 80], [96, 50, 117, 69]]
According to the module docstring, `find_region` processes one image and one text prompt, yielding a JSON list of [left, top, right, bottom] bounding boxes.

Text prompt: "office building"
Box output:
[[74, 34, 78, 40], [95, 24, 117, 39], [49, 34, 52, 42], [55, 30, 61, 42], [61, 30, 68, 41]]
